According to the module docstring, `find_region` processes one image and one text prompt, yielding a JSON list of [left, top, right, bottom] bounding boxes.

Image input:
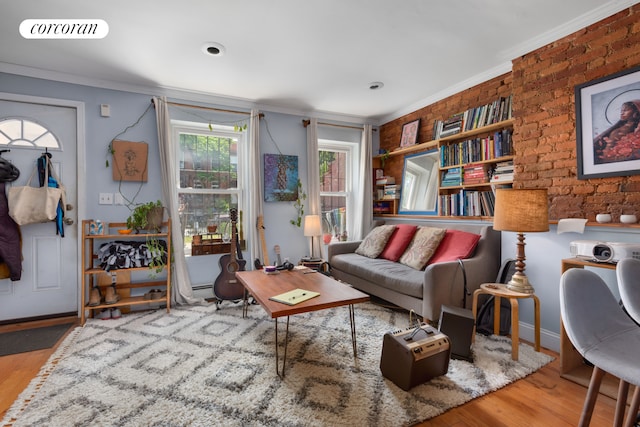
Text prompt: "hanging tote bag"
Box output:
[[8, 158, 66, 226]]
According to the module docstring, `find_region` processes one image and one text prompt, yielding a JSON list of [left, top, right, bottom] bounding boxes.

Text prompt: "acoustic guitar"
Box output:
[[213, 208, 246, 301]]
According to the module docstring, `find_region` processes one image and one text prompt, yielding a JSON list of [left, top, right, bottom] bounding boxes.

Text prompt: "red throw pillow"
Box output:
[[427, 229, 481, 265], [379, 224, 418, 261]]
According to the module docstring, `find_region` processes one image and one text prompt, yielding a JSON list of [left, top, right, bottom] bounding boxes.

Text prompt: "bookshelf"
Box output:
[[373, 96, 515, 219]]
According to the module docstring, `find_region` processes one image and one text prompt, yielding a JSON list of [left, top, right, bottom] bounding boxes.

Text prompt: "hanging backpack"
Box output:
[[475, 259, 516, 336]]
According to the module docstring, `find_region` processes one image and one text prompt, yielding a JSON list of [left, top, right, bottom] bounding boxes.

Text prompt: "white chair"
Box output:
[[560, 268, 640, 427], [616, 258, 640, 324]]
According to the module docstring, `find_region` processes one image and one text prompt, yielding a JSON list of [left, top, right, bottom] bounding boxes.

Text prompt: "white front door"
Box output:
[[0, 93, 82, 321]]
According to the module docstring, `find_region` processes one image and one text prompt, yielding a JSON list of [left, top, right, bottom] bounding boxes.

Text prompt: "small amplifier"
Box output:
[[380, 323, 451, 391]]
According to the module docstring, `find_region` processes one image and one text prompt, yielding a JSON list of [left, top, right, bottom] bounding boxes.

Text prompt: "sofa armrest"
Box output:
[[327, 241, 362, 259], [421, 238, 500, 322]]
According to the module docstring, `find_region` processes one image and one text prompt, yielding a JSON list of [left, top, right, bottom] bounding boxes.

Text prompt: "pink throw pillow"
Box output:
[[379, 224, 418, 261], [427, 229, 481, 265]]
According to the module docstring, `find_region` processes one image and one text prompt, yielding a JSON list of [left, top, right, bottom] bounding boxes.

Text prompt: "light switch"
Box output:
[[100, 104, 110, 117]]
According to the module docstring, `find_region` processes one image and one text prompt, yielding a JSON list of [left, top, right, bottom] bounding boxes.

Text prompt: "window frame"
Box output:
[[318, 138, 359, 236], [172, 120, 245, 251]]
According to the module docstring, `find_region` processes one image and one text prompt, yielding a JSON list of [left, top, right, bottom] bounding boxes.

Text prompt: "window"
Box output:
[[0, 117, 61, 149], [319, 140, 358, 240], [173, 122, 243, 255]]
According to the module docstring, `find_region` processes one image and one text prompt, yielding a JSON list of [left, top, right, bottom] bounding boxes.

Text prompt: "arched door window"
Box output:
[[0, 118, 61, 149]]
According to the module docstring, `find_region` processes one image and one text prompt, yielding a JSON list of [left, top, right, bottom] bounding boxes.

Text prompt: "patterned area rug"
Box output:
[[2, 302, 553, 426]]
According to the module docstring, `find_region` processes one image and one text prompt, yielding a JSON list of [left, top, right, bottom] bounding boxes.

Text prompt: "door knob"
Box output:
[[64, 217, 74, 225]]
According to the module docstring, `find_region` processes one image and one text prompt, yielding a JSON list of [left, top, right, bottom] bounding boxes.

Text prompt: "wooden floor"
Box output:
[[0, 318, 622, 426]]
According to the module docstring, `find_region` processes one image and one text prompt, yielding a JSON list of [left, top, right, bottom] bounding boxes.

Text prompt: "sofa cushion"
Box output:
[[427, 229, 481, 265], [379, 224, 418, 262], [330, 253, 425, 298], [355, 225, 396, 258], [398, 226, 446, 270]]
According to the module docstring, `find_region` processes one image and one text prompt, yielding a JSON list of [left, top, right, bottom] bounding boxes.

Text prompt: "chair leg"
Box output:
[[579, 366, 605, 427], [615, 380, 630, 427], [624, 385, 640, 427]]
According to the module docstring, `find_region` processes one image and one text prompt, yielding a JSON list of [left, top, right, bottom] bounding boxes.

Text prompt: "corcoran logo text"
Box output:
[[20, 19, 109, 39]]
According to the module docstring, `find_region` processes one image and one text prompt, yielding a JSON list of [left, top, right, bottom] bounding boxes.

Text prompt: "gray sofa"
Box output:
[[327, 220, 501, 322]]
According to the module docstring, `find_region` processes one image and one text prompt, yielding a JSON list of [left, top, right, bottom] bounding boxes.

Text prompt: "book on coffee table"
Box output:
[[269, 288, 320, 305]]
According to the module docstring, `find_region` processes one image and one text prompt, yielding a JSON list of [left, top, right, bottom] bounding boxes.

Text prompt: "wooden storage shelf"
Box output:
[[373, 119, 515, 161], [373, 199, 398, 215], [373, 117, 515, 219], [80, 219, 172, 325]]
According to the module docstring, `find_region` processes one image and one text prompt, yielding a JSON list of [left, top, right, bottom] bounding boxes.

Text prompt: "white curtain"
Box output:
[[152, 96, 203, 305], [247, 109, 264, 266], [306, 118, 322, 258], [353, 124, 373, 240]]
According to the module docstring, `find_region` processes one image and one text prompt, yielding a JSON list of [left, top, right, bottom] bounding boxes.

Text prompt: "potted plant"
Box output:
[[126, 200, 167, 275], [126, 200, 164, 233]]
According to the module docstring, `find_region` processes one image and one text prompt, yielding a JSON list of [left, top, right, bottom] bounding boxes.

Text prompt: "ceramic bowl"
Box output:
[[118, 229, 133, 235], [595, 214, 612, 223], [620, 214, 637, 224]]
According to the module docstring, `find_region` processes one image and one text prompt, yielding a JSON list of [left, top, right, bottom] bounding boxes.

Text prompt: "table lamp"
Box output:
[[303, 214, 322, 259], [493, 188, 549, 294]]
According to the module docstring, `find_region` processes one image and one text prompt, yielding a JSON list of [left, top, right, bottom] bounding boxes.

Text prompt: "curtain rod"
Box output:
[[152, 99, 258, 116], [302, 119, 376, 131]]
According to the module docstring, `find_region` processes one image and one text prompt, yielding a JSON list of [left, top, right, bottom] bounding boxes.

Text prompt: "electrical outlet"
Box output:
[[99, 193, 113, 205]]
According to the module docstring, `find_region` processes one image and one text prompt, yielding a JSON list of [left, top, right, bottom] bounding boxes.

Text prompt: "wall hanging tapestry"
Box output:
[[111, 140, 148, 182], [264, 154, 298, 202]]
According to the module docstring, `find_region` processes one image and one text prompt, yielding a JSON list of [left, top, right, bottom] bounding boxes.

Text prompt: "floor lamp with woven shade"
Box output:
[[493, 188, 549, 294]]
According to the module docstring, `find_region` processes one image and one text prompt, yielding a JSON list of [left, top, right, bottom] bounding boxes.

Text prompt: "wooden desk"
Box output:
[[560, 257, 621, 401]]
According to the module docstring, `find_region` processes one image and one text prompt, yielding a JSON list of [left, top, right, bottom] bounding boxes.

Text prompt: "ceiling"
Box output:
[[0, 1, 635, 124]]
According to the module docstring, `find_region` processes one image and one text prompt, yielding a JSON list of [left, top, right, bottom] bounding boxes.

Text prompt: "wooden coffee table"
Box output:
[[235, 269, 370, 378]]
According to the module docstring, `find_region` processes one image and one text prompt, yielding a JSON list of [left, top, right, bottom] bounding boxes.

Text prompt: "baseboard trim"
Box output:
[[518, 321, 560, 353]]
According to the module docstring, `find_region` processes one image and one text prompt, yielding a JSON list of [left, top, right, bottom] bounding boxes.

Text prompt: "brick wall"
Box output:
[[379, 4, 640, 221]]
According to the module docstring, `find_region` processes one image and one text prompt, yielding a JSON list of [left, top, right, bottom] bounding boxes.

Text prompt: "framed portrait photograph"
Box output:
[[400, 119, 420, 148], [575, 64, 640, 179]]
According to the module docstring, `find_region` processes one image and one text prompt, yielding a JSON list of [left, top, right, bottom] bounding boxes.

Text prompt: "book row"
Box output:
[[440, 160, 514, 187], [438, 189, 496, 217], [440, 129, 513, 167], [432, 95, 513, 139]]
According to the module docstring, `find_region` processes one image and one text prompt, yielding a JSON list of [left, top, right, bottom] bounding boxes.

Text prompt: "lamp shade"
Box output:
[[493, 189, 549, 233], [303, 215, 322, 237]]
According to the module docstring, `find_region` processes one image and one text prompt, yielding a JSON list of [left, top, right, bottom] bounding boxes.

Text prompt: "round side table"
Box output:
[[471, 283, 541, 361]]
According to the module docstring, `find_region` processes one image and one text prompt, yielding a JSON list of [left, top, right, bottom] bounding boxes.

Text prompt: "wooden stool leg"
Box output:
[[624, 385, 640, 427], [615, 380, 630, 427], [471, 289, 483, 343], [533, 294, 541, 352], [580, 366, 605, 427], [493, 295, 501, 335], [510, 298, 519, 361]]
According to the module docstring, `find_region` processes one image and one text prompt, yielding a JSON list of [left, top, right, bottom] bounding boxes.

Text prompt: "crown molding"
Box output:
[[378, 62, 512, 125], [378, 0, 637, 126], [499, 0, 637, 61], [0, 62, 372, 126]]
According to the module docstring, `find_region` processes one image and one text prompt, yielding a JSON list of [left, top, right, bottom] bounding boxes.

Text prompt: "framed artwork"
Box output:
[[111, 140, 148, 182], [400, 119, 420, 148], [264, 154, 299, 202], [575, 64, 640, 179]]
